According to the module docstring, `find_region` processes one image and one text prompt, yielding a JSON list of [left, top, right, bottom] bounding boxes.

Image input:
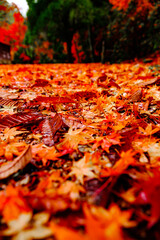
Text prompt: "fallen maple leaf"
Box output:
[[0, 144, 32, 179], [50, 222, 85, 240], [68, 154, 98, 184], [92, 133, 121, 152], [57, 180, 85, 201], [0, 127, 27, 142], [0, 185, 31, 222], [60, 127, 92, 150], [136, 170, 160, 227], [83, 203, 136, 240], [0, 57, 159, 238], [31, 143, 60, 165], [138, 123, 160, 136], [113, 150, 138, 174]]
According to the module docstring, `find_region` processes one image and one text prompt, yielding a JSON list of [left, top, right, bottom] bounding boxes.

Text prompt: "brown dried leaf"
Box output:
[[32, 79, 50, 87], [137, 76, 160, 87], [61, 114, 86, 129], [40, 117, 55, 147], [128, 89, 142, 103], [50, 113, 63, 135], [2, 212, 32, 236], [0, 89, 19, 99], [34, 96, 75, 104], [73, 91, 97, 100], [0, 112, 43, 131], [13, 226, 52, 240], [0, 145, 32, 179], [40, 114, 64, 146], [0, 97, 24, 109]]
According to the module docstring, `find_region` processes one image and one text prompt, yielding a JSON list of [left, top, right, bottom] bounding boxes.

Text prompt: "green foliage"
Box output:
[[0, 0, 14, 26], [24, 0, 160, 63], [26, 0, 94, 62]]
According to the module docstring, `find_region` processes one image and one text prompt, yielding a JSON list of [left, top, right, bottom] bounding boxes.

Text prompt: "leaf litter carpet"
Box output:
[[0, 58, 160, 240]]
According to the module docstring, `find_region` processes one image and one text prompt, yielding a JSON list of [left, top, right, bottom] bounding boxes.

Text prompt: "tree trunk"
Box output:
[[88, 26, 95, 62], [67, 34, 74, 63], [101, 40, 105, 64]]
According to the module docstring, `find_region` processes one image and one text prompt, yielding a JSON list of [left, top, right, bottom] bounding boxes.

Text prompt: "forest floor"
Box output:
[[0, 56, 160, 240]]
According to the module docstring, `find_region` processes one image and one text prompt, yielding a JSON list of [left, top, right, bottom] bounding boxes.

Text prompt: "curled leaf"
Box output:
[[137, 76, 160, 87], [0, 145, 32, 179]]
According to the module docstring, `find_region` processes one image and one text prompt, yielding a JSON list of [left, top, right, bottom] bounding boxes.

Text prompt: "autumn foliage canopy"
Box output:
[[109, 0, 153, 11], [0, 1, 27, 60]]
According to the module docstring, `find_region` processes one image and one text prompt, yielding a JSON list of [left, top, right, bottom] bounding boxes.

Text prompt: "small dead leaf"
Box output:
[[13, 226, 52, 240], [0, 145, 32, 179], [1, 212, 32, 236]]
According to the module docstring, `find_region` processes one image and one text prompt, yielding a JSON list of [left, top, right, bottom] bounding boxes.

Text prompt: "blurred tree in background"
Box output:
[[25, 0, 94, 62], [1, 0, 160, 63], [25, 0, 160, 63], [0, 0, 27, 60], [25, 0, 113, 63], [107, 0, 160, 62], [0, 0, 11, 25]]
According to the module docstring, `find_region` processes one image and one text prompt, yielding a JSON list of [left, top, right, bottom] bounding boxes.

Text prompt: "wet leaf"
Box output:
[[0, 145, 32, 179]]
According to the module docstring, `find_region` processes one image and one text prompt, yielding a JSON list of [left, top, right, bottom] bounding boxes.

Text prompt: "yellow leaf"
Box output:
[[57, 181, 85, 201], [61, 127, 91, 150], [68, 154, 98, 184]]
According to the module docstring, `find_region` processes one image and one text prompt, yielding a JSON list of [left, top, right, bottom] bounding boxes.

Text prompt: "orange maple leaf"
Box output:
[[139, 123, 160, 136], [60, 127, 92, 150], [57, 180, 85, 201], [0, 185, 30, 222], [31, 143, 60, 165], [101, 150, 137, 177], [92, 133, 121, 152], [68, 154, 98, 184], [83, 203, 136, 240], [50, 222, 85, 240]]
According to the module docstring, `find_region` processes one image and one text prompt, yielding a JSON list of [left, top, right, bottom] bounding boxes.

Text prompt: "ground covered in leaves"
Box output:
[[0, 58, 160, 240]]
